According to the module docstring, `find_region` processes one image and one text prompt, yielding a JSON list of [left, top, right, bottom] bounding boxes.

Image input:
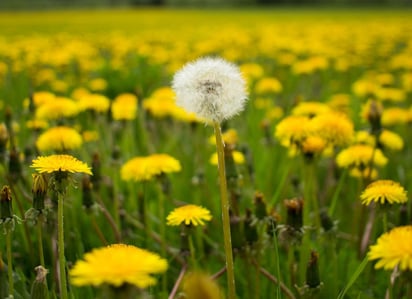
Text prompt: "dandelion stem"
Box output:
[[6, 231, 13, 297], [57, 192, 68, 299], [213, 121, 236, 299], [37, 214, 45, 266]]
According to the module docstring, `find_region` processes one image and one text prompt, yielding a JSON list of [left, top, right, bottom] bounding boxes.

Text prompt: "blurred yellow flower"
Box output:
[[209, 151, 245, 165], [381, 107, 409, 127], [292, 101, 331, 118], [26, 119, 48, 130], [309, 112, 354, 147], [121, 154, 181, 182], [336, 144, 387, 169], [208, 129, 238, 146], [35, 97, 79, 120], [240, 63, 264, 83], [301, 136, 326, 155], [77, 94, 110, 113], [275, 115, 310, 147], [254, 77, 282, 94], [379, 129, 404, 151], [182, 271, 224, 299], [70, 244, 167, 288], [111, 93, 138, 121], [360, 180, 408, 205], [88, 78, 107, 92], [36, 126, 83, 152], [368, 226, 412, 271], [167, 204, 212, 226], [31, 154, 92, 175]]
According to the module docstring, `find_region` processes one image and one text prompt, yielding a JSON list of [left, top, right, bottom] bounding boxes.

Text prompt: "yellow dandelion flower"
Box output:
[[375, 87, 405, 103], [166, 204, 212, 226], [111, 93, 138, 121], [274, 115, 310, 147], [349, 167, 378, 180], [352, 78, 379, 98], [264, 106, 284, 121], [182, 272, 224, 299], [301, 136, 326, 155], [368, 226, 412, 271], [26, 119, 48, 130], [24, 91, 55, 108], [354, 131, 375, 146], [336, 144, 388, 169], [292, 101, 331, 118], [170, 106, 202, 123], [35, 97, 79, 120], [31, 154, 92, 175], [379, 130, 404, 151], [77, 94, 110, 113], [143, 88, 176, 118], [240, 63, 264, 83], [70, 244, 167, 288], [254, 77, 283, 95], [36, 126, 82, 152], [309, 112, 354, 147], [82, 130, 99, 143], [121, 154, 181, 182], [381, 107, 409, 127], [327, 93, 350, 115], [208, 129, 238, 146], [209, 151, 245, 165], [71, 87, 90, 101], [88, 78, 108, 92], [360, 180, 408, 205]]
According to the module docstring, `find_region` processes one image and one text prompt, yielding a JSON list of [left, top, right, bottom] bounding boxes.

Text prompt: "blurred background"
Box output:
[[1, 0, 411, 10]]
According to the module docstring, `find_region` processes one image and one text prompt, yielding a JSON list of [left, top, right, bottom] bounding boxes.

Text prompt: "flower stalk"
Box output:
[[214, 121, 236, 299], [57, 190, 68, 299]]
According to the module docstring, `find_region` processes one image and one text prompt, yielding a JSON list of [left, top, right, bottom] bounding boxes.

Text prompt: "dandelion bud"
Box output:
[[172, 57, 248, 123], [306, 251, 321, 289], [254, 191, 267, 220], [32, 174, 48, 211], [30, 266, 49, 299], [285, 197, 303, 231], [0, 185, 13, 220], [320, 210, 334, 232], [367, 99, 382, 136]]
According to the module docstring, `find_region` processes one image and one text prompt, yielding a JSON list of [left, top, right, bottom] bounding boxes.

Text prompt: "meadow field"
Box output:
[[0, 8, 411, 299]]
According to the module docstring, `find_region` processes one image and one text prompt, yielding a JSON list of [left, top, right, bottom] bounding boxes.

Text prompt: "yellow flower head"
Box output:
[[26, 119, 49, 130], [274, 115, 310, 148], [379, 129, 404, 151], [336, 144, 388, 169], [77, 94, 110, 113], [70, 244, 168, 288], [182, 271, 224, 299], [88, 78, 108, 92], [301, 136, 326, 155], [36, 126, 83, 152], [208, 129, 238, 146], [292, 101, 331, 118], [254, 77, 283, 95], [360, 180, 408, 205], [167, 204, 212, 226], [35, 97, 79, 120], [209, 151, 245, 165], [143, 87, 176, 118], [382, 107, 409, 127], [111, 93, 138, 121], [368, 226, 412, 271], [309, 112, 354, 147], [121, 154, 181, 182], [240, 63, 264, 83], [31, 154, 92, 175]]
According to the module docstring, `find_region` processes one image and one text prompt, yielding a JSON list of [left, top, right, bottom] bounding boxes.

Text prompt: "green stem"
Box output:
[[6, 231, 13, 297], [382, 211, 388, 233], [37, 215, 45, 266], [57, 192, 68, 299], [214, 122, 236, 299]]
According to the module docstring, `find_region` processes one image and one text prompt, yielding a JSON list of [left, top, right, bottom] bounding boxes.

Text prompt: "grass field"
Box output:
[[0, 8, 411, 299]]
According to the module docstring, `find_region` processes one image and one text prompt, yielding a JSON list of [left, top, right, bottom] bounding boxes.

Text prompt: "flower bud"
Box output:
[[30, 266, 49, 299], [306, 251, 321, 289], [0, 185, 13, 220], [254, 191, 267, 220], [32, 174, 48, 211]]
